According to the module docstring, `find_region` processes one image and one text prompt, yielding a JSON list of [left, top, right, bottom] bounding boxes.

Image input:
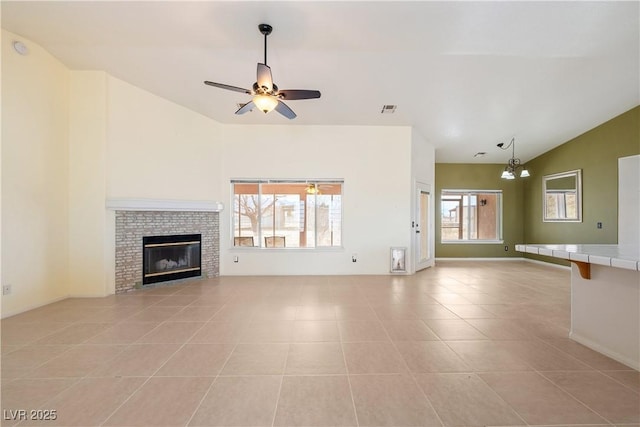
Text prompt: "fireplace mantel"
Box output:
[[106, 198, 224, 212]]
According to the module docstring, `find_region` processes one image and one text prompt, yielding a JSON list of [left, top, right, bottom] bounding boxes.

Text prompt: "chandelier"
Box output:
[[498, 137, 530, 179]]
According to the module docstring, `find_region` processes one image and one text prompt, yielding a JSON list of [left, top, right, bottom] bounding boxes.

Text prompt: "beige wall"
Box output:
[[1, 30, 70, 316], [1, 32, 227, 314], [68, 71, 108, 296], [1, 33, 430, 315], [106, 76, 223, 200], [220, 125, 413, 275]]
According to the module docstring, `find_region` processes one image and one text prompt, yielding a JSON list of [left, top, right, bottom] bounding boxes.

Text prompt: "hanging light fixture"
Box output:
[[306, 183, 321, 194], [497, 137, 530, 179]]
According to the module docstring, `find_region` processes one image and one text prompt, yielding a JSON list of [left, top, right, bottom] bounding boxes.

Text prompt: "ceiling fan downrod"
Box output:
[[259, 24, 272, 65]]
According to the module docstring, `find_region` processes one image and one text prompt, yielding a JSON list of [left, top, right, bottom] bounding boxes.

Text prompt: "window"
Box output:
[[440, 190, 502, 242], [545, 191, 577, 220], [232, 180, 343, 248]]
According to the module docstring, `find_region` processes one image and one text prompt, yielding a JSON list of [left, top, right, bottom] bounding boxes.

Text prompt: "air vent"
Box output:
[[381, 105, 397, 114]]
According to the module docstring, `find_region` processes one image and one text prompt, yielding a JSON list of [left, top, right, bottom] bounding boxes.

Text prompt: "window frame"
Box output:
[[231, 179, 344, 250], [440, 189, 503, 244]]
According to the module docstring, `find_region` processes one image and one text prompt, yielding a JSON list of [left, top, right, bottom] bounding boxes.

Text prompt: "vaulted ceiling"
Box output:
[[2, 1, 638, 162]]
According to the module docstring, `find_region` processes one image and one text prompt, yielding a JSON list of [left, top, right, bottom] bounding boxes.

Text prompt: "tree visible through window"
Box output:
[[233, 181, 342, 248], [440, 190, 502, 242]]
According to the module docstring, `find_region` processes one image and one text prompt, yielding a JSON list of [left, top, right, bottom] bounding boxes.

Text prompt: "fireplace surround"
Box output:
[[113, 209, 219, 293]]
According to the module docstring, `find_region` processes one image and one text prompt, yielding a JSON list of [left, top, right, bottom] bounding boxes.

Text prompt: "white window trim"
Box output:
[[441, 189, 503, 244], [231, 179, 344, 250]]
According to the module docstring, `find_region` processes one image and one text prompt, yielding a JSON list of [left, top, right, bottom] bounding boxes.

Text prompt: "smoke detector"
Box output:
[[12, 40, 28, 55]]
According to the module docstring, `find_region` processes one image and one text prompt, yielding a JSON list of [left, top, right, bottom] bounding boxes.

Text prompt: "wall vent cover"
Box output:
[[381, 105, 397, 114]]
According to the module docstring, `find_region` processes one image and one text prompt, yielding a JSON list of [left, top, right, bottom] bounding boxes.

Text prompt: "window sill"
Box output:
[[230, 246, 344, 252], [441, 240, 504, 245]]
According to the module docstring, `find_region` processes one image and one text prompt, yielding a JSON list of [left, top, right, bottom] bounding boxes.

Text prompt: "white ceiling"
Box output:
[[2, 1, 638, 163]]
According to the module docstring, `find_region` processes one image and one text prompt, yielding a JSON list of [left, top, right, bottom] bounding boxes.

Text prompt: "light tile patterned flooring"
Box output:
[[1, 261, 638, 426]]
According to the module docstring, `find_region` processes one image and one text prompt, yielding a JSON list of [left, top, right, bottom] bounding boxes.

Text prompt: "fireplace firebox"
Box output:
[[143, 234, 201, 285]]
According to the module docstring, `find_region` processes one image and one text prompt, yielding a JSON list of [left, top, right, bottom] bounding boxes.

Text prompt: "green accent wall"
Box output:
[[436, 106, 639, 261], [522, 106, 639, 264], [435, 163, 524, 258]]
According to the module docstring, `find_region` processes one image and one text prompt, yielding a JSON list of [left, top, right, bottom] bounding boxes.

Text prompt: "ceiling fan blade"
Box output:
[[257, 63, 273, 92], [235, 101, 255, 115], [204, 81, 251, 94], [277, 89, 321, 100], [275, 100, 296, 120]]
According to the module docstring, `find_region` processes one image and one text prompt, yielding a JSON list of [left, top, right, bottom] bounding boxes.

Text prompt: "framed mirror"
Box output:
[[543, 169, 582, 222]]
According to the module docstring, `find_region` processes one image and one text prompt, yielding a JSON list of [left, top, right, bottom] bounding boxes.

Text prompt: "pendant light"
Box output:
[[498, 138, 530, 179]]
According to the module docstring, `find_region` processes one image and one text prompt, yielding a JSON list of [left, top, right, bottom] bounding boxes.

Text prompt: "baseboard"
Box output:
[[570, 331, 639, 371], [1, 295, 68, 319], [434, 257, 572, 271], [0, 291, 113, 320], [435, 257, 527, 262], [67, 292, 112, 298]]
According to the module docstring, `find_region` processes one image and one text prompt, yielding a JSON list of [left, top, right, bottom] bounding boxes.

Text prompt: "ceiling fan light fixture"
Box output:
[[306, 183, 320, 194], [253, 95, 278, 113], [204, 24, 320, 119]]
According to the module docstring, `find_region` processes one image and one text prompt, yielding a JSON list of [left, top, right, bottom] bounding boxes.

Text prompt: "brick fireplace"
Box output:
[[108, 199, 222, 293]]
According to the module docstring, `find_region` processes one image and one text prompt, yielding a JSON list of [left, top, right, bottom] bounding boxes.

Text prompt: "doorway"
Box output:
[[415, 183, 432, 271]]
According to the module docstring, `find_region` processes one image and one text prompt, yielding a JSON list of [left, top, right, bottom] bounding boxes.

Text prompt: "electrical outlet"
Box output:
[[352, 254, 357, 263], [597, 222, 603, 229], [2, 284, 11, 295]]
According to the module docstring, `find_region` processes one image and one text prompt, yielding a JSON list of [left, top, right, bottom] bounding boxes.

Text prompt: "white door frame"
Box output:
[[414, 181, 433, 271]]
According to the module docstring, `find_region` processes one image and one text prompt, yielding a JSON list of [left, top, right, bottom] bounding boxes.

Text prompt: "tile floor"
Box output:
[[1, 261, 638, 426]]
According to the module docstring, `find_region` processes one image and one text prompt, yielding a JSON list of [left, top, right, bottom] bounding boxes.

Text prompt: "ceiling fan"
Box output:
[[204, 24, 321, 120]]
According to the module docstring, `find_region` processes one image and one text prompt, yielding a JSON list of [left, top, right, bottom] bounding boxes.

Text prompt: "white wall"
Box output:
[[1, 33, 435, 313], [68, 71, 108, 296], [219, 125, 413, 275], [103, 76, 224, 293], [106, 76, 223, 200], [1, 30, 70, 316], [1, 34, 227, 312], [618, 155, 640, 248]]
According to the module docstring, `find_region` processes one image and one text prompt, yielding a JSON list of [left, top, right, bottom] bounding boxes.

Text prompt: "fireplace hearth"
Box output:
[[143, 234, 201, 285]]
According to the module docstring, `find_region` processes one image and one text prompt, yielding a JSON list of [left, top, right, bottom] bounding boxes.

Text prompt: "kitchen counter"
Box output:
[[516, 243, 639, 370], [515, 243, 639, 271]]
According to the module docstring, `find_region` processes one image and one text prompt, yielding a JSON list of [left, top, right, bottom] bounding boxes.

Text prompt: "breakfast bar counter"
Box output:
[[516, 244, 639, 370]]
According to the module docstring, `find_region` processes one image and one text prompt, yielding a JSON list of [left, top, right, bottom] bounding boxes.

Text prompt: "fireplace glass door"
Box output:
[[143, 234, 201, 285]]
